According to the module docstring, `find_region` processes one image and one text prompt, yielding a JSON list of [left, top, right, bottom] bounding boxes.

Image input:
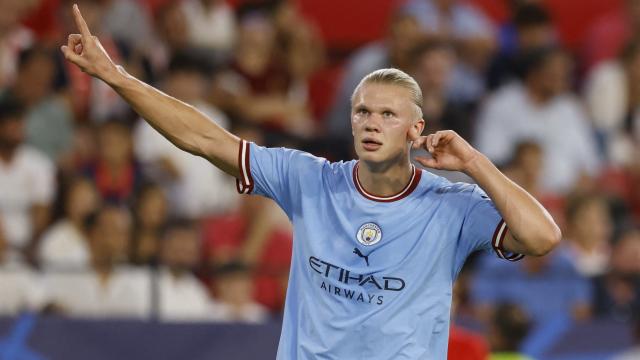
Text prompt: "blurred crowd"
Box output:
[[0, 0, 639, 357]]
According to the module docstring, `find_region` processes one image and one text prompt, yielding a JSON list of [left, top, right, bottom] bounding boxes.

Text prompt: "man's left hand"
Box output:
[[410, 130, 480, 173]]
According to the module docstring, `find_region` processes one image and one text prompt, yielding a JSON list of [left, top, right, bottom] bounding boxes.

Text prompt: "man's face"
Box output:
[[532, 52, 571, 99], [414, 48, 454, 93], [90, 208, 131, 265], [351, 83, 422, 165], [0, 116, 25, 149], [161, 228, 200, 271], [518, 24, 554, 50]]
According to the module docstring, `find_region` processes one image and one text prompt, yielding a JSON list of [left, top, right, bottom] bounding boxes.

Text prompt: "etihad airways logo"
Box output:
[[309, 256, 406, 306]]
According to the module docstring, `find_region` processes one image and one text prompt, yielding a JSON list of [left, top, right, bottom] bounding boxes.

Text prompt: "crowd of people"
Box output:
[[0, 0, 639, 357]]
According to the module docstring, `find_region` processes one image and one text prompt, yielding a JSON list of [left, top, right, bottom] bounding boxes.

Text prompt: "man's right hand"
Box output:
[[60, 4, 120, 83]]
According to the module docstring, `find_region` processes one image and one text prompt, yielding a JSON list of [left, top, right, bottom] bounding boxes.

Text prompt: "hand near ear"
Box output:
[[409, 130, 480, 173]]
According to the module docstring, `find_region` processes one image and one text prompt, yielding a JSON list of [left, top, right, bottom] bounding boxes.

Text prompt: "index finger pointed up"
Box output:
[[73, 4, 93, 38]]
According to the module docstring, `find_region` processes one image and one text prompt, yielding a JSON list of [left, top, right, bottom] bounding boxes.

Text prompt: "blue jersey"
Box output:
[[235, 140, 523, 359]]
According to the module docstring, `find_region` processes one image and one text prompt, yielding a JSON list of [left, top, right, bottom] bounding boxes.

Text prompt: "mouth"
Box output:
[[361, 138, 382, 151]]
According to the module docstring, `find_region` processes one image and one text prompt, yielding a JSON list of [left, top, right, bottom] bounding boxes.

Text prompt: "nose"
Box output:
[[364, 114, 382, 133]]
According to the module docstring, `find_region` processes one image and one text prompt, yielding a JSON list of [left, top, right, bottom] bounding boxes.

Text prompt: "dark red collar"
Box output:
[[352, 162, 421, 202]]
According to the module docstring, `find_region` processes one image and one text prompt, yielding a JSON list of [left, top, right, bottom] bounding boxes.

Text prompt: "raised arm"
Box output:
[[60, 4, 240, 177], [411, 130, 561, 256]]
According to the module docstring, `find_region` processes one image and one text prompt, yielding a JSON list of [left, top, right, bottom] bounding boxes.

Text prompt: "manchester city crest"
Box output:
[[356, 222, 382, 246]]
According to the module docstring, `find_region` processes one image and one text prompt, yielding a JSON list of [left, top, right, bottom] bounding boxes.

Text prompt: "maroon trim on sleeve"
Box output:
[[491, 220, 524, 262], [235, 140, 254, 194]]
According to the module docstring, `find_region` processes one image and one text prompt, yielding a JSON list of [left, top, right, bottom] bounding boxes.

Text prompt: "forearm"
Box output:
[[106, 66, 240, 177], [464, 152, 561, 256]]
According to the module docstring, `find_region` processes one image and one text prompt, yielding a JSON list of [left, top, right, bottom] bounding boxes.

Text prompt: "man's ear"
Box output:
[[408, 118, 425, 141]]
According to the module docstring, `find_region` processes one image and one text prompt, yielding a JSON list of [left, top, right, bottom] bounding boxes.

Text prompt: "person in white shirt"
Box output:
[[181, 0, 236, 53], [475, 46, 601, 195], [157, 220, 215, 322], [583, 40, 640, 166], [562, 193, 613, 277], [38, 177, 100, 269], [210, 262, 269, 324], [44, 206, 151, 319], [0, 97, 55, 261], [0, 228, 47, 315], [134, 53, 237, 219]]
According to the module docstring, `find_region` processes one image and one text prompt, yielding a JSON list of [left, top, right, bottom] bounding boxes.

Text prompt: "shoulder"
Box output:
[[17, 146, 54, 169], [421, 170, 477, 196], [250, 143, 334, 172], [554, 95, 589, 122], [481, 83, 524, 115], [417, 170, 481, 203]]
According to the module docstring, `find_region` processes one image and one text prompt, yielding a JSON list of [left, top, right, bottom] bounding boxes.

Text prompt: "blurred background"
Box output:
[[0, 0, 638, 359]]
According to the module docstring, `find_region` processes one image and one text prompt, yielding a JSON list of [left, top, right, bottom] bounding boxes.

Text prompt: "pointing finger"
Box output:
[[73, 4, 93, 38]]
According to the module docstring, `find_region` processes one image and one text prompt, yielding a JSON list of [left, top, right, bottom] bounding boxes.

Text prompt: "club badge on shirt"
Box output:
[[356, 222, 382, 246]]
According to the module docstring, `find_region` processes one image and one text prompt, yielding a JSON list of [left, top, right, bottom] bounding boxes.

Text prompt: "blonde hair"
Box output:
[[351, 68, 424, 120]]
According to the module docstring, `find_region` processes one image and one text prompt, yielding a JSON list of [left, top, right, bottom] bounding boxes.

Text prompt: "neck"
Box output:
[[0, 147, 16, 163], [357, 157, 413, 197], [525, 83, 552, 105]]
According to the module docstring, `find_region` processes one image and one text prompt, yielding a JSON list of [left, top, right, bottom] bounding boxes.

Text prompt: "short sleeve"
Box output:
[[235, 140, 322, 217], [458, 185, 524, 262]]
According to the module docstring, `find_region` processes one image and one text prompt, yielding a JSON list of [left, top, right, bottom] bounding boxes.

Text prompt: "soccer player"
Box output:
[[61, 5, 561, 358]]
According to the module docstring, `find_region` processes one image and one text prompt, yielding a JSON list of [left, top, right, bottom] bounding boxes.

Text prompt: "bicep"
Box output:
[[501, 229, 532, 256]]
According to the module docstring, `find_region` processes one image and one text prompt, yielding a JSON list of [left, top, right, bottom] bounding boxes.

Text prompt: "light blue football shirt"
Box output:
[[235, 140, 523, 359]]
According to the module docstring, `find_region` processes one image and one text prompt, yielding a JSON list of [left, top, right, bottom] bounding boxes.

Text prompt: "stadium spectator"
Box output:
[[37, 177, 100, 269], [82, 119, 144, 206], [203, 195, 292, 311], [562, 193, 613, 277], [181, 0, 236, 54], [148, 1, 189, 74], [131, 183, 168, 266], [101, 0, 155, 56], [593, 227, 640, 321], [0, 222, 47, 315], [210, 261, 269, 324], [475, 46, 601, 195], [215, 12, 314, 138], [0, 96, 55, 263], [583, 40, 640, 166], [502, 141, 543, 198], [402, 0, 496, 104], [157, 219, 215, 322], [448, 271, 490, 360], [6, 46, 74, 163], [409, 39, 472, 141], [471, 251, 593, 326], [0, 0, 34, 88], [488, 3, 555, 90], [326, 10, 423, 149], [134, 52, 236, 218], [488, 303, 533, 360], [44, 206, 151, 318]]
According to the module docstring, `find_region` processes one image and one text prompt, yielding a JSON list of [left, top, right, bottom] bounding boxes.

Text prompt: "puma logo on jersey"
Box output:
[[353, 247, 370, 266]]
